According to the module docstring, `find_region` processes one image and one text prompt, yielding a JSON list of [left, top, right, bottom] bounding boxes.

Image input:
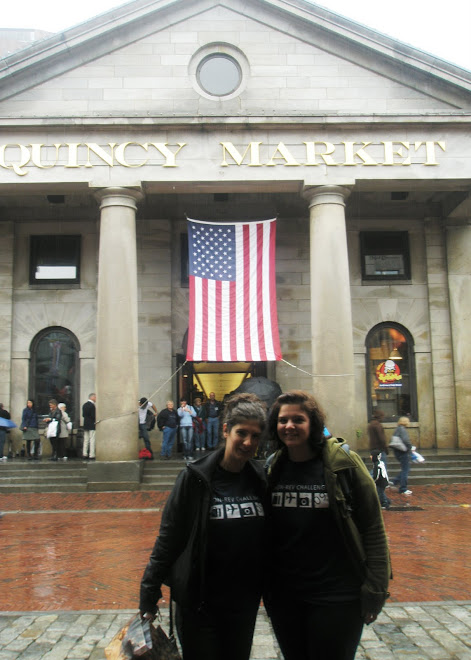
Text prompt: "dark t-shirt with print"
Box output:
[[270, 457, 361, 603], [205, 464, 265, 612]]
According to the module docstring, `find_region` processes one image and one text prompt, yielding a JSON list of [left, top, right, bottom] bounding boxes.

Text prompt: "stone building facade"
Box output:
[[1, 0, 470, 467]]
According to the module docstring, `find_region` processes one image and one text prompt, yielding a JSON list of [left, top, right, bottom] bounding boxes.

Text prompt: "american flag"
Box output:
[[186, 218, 282, 362]]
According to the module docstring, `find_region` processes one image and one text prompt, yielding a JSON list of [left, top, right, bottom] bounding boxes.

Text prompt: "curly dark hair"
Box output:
[[267, 390, 326, 451]]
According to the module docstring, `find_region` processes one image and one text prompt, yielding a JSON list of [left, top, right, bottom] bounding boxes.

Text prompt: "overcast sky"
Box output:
[[2, 0, 471, 70]]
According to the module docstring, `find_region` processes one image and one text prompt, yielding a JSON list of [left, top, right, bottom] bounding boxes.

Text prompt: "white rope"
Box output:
[[281, 359, 354, 378], [96, 361, 188, 425]]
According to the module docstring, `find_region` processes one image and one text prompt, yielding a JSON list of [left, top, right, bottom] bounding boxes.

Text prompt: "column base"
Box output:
[[86, 460, 144, 492]]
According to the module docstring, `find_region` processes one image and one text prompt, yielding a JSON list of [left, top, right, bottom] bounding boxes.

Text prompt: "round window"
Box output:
[[197, 54, 242, 97]]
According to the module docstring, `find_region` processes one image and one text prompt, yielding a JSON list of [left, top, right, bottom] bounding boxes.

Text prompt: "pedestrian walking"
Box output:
[[390, 416, 413, 495], [367, 409, 388, 466], [371, 449, 391, 509], [139, 393, 268, 660], [264, 390, 390, 660]]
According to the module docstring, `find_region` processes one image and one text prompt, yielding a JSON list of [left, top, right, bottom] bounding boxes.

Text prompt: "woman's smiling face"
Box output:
[[277, 404, 311, 453], [222, 420, 263, 471]]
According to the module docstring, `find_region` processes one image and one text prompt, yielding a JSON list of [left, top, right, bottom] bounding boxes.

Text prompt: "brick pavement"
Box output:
[[1, 603, 471, 659], [0, 484, 470, 658]]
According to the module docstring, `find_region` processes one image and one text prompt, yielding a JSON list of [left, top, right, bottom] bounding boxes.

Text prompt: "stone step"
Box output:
[[1, 453, 471, 492], [0, 474, 87, 485], [0, 460, 86, 469], [0, 483, 88, 493], [406, 474, 471, 485]]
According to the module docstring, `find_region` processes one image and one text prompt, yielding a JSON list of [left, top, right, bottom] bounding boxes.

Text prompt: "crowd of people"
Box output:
[[0, 394, 96, 462]]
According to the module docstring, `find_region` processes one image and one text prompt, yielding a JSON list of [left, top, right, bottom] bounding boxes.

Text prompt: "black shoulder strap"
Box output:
[[337, 441, 355, 513]]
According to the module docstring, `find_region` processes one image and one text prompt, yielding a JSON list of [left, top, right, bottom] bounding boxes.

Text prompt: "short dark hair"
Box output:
[[267, 390, 326, 451], [222, 393, 267, 433]]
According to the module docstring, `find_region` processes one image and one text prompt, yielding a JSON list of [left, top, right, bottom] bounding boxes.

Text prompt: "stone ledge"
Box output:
[[86, 460, 143, 492]]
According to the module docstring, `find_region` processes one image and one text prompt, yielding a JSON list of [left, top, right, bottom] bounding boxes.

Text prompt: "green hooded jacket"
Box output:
[[267, 437, 391, 617]]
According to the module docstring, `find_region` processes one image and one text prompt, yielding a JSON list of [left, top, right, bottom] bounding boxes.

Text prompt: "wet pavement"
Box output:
[[0, 484, 470, 658]]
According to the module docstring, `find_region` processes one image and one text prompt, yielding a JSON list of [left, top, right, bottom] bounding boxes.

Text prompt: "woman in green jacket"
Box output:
[[265, 390, 390, 660]]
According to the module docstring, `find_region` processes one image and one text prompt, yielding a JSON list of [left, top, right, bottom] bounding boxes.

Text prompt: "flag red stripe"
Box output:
[[215, 280, 222, 361], [229, 281, 237, 361], [243, 225, 252, 361], [188, 275, 196, 360], [269, 221, 282, 359], [256, 223, 267, 360], [202, 277, 209, 361]]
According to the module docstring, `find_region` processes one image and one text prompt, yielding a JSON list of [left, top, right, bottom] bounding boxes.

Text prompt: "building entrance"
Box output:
[[176, 357, 267, 404]]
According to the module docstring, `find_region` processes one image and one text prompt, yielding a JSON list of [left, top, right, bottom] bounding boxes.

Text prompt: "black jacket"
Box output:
[[82, 400, 96, 430], [139, 448, 267, 615], [156, 407, 180, 431]]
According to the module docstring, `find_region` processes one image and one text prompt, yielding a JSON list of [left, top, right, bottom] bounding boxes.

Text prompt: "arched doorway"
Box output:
[[365, 322, 417, 423], [29, 327, 80, 424]]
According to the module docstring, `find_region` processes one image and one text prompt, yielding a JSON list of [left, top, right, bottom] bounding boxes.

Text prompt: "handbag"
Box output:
[[411, 450, 425, 463], [46, 420, 58, 439], [105, 610, 181, 660], [389, 434, 407, 452]]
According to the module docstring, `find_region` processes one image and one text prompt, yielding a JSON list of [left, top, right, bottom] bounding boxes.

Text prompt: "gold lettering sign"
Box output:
[[0, 139, 446, 176], [221, 140, 446, 167]]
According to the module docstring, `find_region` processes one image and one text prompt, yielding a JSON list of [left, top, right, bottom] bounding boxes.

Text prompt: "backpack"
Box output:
[[374, 459, 389, 489], [145, 408, 156, 431], [139, 448, 152, 460]]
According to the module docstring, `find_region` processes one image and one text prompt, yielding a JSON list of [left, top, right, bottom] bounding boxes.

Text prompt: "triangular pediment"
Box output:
[[1, 0, 470, 118]]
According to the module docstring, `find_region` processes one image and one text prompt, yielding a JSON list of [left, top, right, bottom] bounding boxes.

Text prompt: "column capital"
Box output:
[[302, 185, 352, 208], [94, 186, 144, 210]]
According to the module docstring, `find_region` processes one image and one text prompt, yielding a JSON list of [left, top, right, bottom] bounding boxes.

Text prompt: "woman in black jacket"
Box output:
[[139, 393, 267, 660], [21, 399, 40, 460]]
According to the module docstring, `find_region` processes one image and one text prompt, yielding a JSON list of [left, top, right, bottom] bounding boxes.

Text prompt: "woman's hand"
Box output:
[[364, 612, 378, 625]]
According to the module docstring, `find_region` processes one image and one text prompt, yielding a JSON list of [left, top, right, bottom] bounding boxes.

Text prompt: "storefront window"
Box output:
[[30, 327, 80, 423], [366, 323, 417, 422]]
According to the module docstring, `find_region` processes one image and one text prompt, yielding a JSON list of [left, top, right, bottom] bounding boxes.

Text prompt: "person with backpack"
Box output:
[[264, 390, 390, 660], [138, 397, 157, 459], [371, 449, 391, 510]]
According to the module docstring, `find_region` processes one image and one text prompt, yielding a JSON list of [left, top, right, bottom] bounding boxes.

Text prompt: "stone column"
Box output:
[[94, 188, 142, 465], [303, 186, 355, 442], [0, 222, 14, 408], [446, 220, 471, 448], [424, 218, 456, 448]]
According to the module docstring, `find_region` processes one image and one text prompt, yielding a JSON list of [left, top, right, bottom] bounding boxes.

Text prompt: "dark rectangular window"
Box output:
[[360, 231, 410, 280], [30, 235, 81, 284]]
